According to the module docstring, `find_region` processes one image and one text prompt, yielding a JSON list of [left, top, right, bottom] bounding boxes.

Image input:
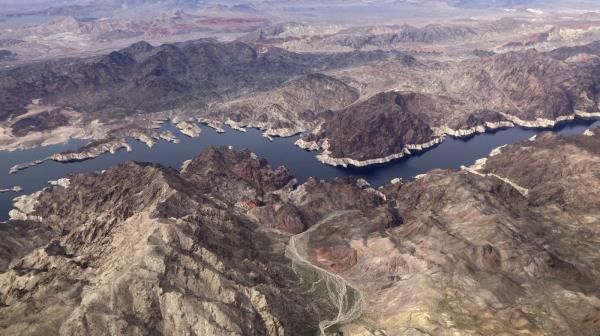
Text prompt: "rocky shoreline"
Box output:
[[1, 136, 599, 335], [158, 130, 179, 143], [175, 121, 202, 137], [7, 125, 181, 174], [299, 114, 600, 168], [225, 119, 248, 133], [8, 140, 133, 174], [198, 118, 225, 133], [314, 137, 445, 168], [461, 145, 530, 196], [4, 112, 600, 175], [434, 120, 516, 137], [9, 160, 45, 174], [294, 138, 321, 151], [49, 139, 132, 162], [0, 186, 22, 193], [8, 190, 42, 221]]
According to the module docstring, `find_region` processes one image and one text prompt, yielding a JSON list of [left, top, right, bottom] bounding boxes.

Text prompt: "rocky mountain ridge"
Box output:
[[1, 129, 600, 335], [3, 38, 600, 167], [0, 149, 328, 335], [0, 39, 402, 122], [304, 44, 600, 165]]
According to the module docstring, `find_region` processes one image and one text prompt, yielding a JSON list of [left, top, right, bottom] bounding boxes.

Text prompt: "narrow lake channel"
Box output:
[[1, 119, 598, 221]]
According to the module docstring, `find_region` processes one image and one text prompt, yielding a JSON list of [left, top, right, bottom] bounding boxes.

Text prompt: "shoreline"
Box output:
[[313, 137, 445, 168], [0, 186, 23, 193], [2, 117, 598, 224], [300, 113, 600, 168], [4, 117, 308, 174], [7, 126, 181, 174], [3, 114, 599, 175]]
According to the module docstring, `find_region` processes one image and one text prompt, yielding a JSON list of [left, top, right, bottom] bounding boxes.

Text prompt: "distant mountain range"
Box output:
[[446, 0, 537, 8], [0, 39, 401, 122]]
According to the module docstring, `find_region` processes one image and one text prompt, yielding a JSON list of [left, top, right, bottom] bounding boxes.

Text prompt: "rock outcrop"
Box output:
[[300, 91, 443, 165], [0, 186, 22, 193], [49, 138, 132, 162], [175, 121, 201, 137], [204, 73, 359, 137]]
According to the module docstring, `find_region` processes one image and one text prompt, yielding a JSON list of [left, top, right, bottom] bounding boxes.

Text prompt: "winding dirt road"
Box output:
[[285, 211, 364, 335]]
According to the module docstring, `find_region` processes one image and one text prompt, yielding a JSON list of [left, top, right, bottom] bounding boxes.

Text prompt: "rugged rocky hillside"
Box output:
[[1, 131, 600, 335], [447, 0, 536, 8], [302, 91, 442, 164], [3, 37, 600, 164], [329, 47, 600, 127], [0, 39, 401, 122], [308, 131, 600, 334], [246, 23, 479, 51], [204, 73, 360, 136], [309, 46, 600, 165], [0, 149, 330, 336], [244, 16, 588, 54], [547, 40, 600, 60]]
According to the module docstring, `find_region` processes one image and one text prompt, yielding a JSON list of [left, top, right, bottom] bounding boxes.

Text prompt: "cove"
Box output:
[[1, 119, 598, 222]]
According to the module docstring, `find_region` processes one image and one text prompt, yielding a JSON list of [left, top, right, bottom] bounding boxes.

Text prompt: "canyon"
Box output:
[[3, 32, 600, 167], [1, 128, 599, 335], [2, 1, 600, 335]]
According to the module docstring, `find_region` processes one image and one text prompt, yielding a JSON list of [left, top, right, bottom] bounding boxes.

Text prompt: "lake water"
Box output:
[[1, 119, 598, 222]]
